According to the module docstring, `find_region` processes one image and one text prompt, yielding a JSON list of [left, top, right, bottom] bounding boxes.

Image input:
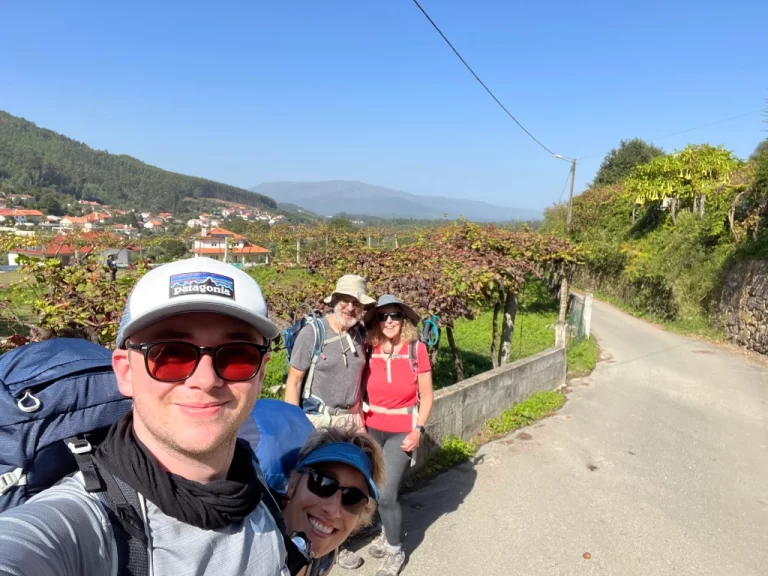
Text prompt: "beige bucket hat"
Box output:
[[324, 274, 376, 307]]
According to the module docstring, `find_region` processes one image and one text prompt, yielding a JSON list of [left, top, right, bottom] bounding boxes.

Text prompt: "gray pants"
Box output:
[[368, 427, 412, 547]]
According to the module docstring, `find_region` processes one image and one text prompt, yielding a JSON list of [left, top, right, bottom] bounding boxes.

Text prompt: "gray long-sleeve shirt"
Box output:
[[0, 473, 289, 576]]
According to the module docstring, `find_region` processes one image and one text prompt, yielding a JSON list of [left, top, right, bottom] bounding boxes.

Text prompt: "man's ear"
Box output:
[[112, 349, 134, 397]]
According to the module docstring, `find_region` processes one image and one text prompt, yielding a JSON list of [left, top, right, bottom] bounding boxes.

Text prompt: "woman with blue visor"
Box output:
[[243, 400, 385, 576]]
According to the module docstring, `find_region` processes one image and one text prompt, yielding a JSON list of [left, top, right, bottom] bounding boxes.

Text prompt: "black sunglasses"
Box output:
[[304, 469, 369, 514], [377, 312, 404, 323], [126, 340, 269, 383]]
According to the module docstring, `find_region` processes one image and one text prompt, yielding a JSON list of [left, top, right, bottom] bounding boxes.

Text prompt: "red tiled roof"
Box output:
[[190, 245, 270, 255], [0, 209, 44, 217], [205, 227, 246, 239]]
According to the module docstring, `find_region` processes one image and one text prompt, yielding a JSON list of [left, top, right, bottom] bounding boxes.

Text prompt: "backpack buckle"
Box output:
[[0, 468, 27, 496], [66, 438, 93, 455]]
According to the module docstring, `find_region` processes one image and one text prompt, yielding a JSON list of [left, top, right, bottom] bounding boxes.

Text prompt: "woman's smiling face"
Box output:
[[283, 463, 369, 557]]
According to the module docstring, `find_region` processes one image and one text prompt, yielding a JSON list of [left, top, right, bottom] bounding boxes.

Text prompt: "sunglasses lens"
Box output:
[[216, 344, 262, 381], [147, 342, 198, 382], [377, 312, 403, 322], [340, 488, 369, 513], [307, 470, 340, 498], [306, 470, 370, 513]]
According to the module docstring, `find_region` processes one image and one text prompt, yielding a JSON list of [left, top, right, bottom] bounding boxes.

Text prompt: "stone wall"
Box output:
[[719, 259, 768, 355], [412, 346, 566, 471]]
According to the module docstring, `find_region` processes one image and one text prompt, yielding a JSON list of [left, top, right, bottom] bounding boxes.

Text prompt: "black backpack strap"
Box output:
[[252, 462, 311, 576], [66, 436, 149, 576]]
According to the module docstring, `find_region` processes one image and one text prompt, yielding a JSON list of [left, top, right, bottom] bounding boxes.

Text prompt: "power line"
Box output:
[[577, 110, 762, 162], [650, 110, 761, 142], [411, 0, 570, 162]]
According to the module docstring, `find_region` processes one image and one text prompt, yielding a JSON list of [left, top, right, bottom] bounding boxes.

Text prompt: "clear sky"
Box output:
[[1, 0, 766, 211]]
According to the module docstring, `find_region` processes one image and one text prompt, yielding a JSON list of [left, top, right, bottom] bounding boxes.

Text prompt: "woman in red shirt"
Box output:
[[362, 295, 434, 576]]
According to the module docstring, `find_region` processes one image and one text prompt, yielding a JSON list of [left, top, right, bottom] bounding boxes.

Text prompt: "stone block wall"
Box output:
[[719, 259, 768, 355]]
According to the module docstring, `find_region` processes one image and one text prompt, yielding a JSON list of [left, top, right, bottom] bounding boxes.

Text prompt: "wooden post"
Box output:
[[446, 326, 464, 382], [498, 289, 518, 365]]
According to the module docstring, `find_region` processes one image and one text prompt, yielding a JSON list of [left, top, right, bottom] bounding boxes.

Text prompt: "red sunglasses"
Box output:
[[126, 340, 268, 383]]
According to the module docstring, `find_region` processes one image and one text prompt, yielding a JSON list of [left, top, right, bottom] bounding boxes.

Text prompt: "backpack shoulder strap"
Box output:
[[251, 457, 311, 576], [302, 317, 326, 401], [66, 436, 149, 576], [408, 340, 419, 376]]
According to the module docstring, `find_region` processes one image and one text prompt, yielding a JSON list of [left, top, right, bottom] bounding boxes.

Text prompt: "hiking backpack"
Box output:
[[0, 338, 132, 511]]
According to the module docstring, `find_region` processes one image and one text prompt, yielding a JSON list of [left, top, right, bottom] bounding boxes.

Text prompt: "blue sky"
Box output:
[[1, 0, 766, 211]]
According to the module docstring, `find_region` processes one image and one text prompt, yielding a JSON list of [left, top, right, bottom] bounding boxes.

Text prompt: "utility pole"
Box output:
[[558, 158, 577, 340], [566, 158, 576, 232]]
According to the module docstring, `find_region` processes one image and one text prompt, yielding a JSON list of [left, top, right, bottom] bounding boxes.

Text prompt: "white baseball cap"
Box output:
[[115, 257, 279, 348]]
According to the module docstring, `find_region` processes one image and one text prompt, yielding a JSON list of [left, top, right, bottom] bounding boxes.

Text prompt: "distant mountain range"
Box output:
[[250, 181, 542, 222]]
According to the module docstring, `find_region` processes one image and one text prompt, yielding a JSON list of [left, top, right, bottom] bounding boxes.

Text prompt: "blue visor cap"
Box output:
[[296, 442, 380, 502]]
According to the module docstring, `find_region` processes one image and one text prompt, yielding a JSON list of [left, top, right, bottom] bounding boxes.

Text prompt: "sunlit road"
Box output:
[[350, 298, 768, 575]]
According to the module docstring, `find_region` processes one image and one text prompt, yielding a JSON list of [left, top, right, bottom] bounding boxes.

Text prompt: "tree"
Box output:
[[328, 215, 355, 232], [593, 138, 664, 187], [750, 138, 768, 162], [37, 193, 63, 216], [222, 218, 247, 234]]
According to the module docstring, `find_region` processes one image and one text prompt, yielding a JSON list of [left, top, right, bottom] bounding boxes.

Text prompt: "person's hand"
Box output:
[[401, 429, 421, 452]]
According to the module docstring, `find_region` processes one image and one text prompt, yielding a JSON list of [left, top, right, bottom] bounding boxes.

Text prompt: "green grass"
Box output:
[[0, 270, 24, 286], [566, 335, 599, 378], [411, 390, 566, 483], [432, 308, 558, 389], [261, 349, 288, 399]]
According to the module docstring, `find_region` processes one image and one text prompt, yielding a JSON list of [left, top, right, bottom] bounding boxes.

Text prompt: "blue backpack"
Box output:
[[239, 399, 315, 496], [0, 338, 132, 511]]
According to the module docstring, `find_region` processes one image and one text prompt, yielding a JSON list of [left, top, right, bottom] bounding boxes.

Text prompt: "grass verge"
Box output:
[[566, 335, 599, 379], [410, 390, 566, 484], [432, 309, 557, 389]]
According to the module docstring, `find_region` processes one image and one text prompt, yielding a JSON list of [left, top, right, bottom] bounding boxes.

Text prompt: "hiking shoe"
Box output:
[[336, 548, 363, 570], [368, 530, 388, 559], [375, 548, 405, 576]]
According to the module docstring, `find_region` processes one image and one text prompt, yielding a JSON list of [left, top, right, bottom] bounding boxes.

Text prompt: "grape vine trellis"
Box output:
[[1, 223, 579, 386]]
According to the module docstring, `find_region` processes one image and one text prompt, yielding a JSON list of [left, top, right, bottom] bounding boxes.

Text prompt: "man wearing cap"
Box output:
[[284, 274, 375, 432], [0, 257, 292, 576]]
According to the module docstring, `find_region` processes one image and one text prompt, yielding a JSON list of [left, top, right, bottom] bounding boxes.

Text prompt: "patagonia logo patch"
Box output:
[[169, 272, 235, 299]]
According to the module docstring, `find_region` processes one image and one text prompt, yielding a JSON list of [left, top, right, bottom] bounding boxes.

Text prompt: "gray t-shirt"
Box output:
[[290, 316, 366, 409], [0, 473, 288, 576]]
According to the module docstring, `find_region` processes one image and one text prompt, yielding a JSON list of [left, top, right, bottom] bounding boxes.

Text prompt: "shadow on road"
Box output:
[[347, 459, 478, 567]]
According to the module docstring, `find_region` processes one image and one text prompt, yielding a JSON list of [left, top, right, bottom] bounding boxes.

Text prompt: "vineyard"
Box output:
[[0, 221, 579, 388]]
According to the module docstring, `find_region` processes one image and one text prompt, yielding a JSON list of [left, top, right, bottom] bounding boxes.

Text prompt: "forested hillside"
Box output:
[[544, 139, 768, 333], [0, 111, 276, 212]]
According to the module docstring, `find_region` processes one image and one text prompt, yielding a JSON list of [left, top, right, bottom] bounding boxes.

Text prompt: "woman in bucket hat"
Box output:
[[361, 295, 434, 576]]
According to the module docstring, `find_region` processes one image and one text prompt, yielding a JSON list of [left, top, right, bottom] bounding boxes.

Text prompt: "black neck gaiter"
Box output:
[[95, 412, 262, 530]]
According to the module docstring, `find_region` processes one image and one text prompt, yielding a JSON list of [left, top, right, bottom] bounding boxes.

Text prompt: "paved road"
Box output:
[[349, 298, 768, 575]]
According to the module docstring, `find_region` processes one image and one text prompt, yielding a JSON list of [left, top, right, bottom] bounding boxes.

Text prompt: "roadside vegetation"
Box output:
[[411, 390, 566, 484], [566, 335, 599, 379], [544, 136, 768, 339]]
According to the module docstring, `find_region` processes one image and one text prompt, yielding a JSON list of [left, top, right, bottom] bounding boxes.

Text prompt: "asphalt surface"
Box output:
[[348, 298, 768, 575]]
